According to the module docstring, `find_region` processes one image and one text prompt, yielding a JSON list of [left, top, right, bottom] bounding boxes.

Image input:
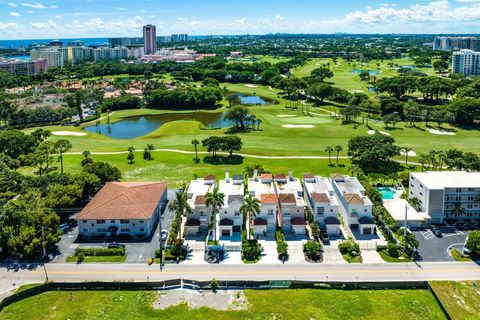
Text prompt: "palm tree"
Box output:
[[399, 232, 419, 254], [452, 202, 466, 219], [325, 146, 334, 165], [334, 145, 343, 165], [205, 186, 225, 242], [127, 146, 135, 164], [168, 187, 192, 241], [191, 139, 199, 163], [418, 154, 428, 171], [402, 146, 413, 165], [243, 164, 264, 179], [54, 139, 72, 174], [240, 194, 261, 241], [437, 151, 447, 171]]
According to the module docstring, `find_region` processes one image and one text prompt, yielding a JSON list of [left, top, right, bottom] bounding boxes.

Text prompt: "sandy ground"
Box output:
[[153, 289, 247, 311], [400, 150, 417, 157], [277, 114, 296, 118], [244, 84, 258, 88], [282, 124, 315, 128], [367, 130, 390, 136], [427, 128, 456, 135], [52, 131, 87, 136]]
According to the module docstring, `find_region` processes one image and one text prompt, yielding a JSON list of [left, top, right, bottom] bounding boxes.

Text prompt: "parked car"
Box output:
[[432, 227, 443, 237], [59, 223, 69, 233], [108, 243, 126, 249], [160, 230, 168, 241]]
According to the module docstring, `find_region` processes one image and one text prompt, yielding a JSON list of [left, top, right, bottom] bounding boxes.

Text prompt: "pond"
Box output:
[[238, 94, 268, 105], [84, 111, 234, 139], [351, 69, 379, 76]]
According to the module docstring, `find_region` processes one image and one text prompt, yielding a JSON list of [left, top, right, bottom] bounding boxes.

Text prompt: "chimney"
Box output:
[[288, 169, 293, 180], [253, 169, 258, 179], [225, 170, 230, 182]]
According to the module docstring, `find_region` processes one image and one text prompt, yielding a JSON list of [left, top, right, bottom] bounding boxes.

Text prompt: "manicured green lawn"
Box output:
[[65, 255, 127, 263], [429, 281, 480, 320], [342, 254, 362, 263], [449, 249, 472, 262], [378, 250, 412, 263], [0, 288, 445, 320]]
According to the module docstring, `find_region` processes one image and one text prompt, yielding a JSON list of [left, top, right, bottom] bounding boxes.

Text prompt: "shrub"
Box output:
[[210, 278, 219, 293], [242, 239, 262, 262], [77, 252, 85, 263], [387, 243, 399, 258], [304, 240, 322, 258], [74, 247, 125, 257], [339, 240, 360, 256]]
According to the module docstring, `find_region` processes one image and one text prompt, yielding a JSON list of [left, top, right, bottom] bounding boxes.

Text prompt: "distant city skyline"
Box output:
[[1, 0, 480, 40]]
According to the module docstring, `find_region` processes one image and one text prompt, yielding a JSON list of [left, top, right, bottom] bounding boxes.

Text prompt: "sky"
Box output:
[[1, 0, 480, 39]]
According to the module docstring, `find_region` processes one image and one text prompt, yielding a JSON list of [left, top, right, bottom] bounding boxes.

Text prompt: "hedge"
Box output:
[[74, 248, 125, 257]]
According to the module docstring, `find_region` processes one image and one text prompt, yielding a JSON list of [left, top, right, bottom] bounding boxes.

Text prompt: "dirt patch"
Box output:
[[153, 289, 247, 311]]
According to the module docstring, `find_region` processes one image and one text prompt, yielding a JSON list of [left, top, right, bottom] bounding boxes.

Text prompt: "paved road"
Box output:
[[1, 261, 479, 297]]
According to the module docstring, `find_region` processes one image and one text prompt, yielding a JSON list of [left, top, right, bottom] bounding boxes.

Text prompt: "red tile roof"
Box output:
[[186, 218, 200, 226], [344, 193, 364, 205], [260, 174, 273, 180], [194, 195, 207, 205], [274, 173, 287, 180], [261, 193, 278, 204], [278, 193, 296, 204], [331, 173, 344, 181], [303, 173, 315, 180], [253, 218, 268, 226], [291, 217, 306, 226], [311, 192, 330, 203], [204, 175, 216, 181], [74, 182, 167, 220]]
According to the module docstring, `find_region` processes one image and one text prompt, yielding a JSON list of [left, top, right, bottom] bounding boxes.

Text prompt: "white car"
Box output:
[[462, 235, 471, 255], [160, 230, 168, 241]]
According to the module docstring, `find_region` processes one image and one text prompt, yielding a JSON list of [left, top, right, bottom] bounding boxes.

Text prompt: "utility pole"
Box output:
[[403, 205, 408, 253]]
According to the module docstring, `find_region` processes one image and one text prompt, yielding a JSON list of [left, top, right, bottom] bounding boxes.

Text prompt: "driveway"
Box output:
[[413, 225, 469, 262], [285, 234, 308, 264]]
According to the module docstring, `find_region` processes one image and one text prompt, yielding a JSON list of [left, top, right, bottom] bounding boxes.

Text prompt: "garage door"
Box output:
[[363, 227, 371, 234], [222, 229, 231, 236], [187, 228, 197, 236], [350, 224, 359, 230]]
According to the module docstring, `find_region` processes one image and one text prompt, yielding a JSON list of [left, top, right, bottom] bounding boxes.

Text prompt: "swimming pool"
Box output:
[[377, 187, 397, 200]]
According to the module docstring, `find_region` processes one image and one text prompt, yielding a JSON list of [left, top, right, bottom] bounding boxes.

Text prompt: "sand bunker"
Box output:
[[52, 131, 87, 136], [277, 114, 296, 118], [282, 124, 315, 128], [400, 150, 417, 157], [244, 84, 258, 88], [367, 130, 390, 136], [427, 128, 456, 135]]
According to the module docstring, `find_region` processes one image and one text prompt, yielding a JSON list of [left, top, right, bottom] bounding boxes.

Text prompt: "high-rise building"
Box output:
[[108, 37, 132, 47], [143, 24, 157, 54], [433, 36, 479, 51], [452, 49, 480, 76], [30, 49, 64, 68], [0, 58, 48, 76]]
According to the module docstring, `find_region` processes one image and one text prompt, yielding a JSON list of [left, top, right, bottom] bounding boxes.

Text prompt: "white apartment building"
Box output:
[[452, 50, 480, 76], [303, 174, 341, 235], [247, 172, 277, 237], [274, 171, 306, 235], [185, 175, 216, 236], [331, 174, 375, 235], [30, 49, 64, 68], [409, 171, 480, 224], [74, 182, 167, 240], [217, 172, 244, 237]]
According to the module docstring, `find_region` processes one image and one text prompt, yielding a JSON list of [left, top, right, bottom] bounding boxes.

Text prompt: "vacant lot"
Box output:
[[430, 281, 480, 320], [0, 288, 445, 320]]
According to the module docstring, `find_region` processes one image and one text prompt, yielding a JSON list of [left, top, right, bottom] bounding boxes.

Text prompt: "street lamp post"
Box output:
[[403, 205, 408, 253], [159, 210, 163, 271]]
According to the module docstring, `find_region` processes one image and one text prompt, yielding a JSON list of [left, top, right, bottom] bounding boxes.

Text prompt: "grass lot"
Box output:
[[65, 255, 127, 263], [342, 254, 362, 264], [0, 288, 446, 320], [378, 250, 412, 263], [430, 281, 480, 320]]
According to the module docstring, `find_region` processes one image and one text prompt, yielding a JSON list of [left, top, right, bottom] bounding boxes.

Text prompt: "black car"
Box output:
[[432, 228, 443, 237], [108, 243, 126, 249]]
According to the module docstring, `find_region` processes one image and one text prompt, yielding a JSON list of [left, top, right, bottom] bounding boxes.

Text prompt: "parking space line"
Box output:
[[421, 230, 434, 240]]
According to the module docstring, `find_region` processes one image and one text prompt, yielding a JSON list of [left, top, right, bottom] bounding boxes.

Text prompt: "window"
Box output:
[[120, 220, 129, 224], [96, 220, 105, 224], [110, 220, 115, 223], [268, 209, 274, 215], [410, 184, 414, 188], [121, 228, 130, 233], [97, 228, 106, 232], [139, 220, 144, 223], [200, 211, 205, 216], [317, 207, 325, 215], [364, 209, 367, 212], [82, 220, 87, 223], [83, 229, 87, 233], [224, 211, 228, 214], [139, 228, 145, 232], [133, 223, 136, 227], [234, 211, 240, 216]]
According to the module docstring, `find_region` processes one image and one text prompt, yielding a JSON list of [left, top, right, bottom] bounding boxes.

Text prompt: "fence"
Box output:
[[0, 279, 437, 312], [377, 216, 399, 245]]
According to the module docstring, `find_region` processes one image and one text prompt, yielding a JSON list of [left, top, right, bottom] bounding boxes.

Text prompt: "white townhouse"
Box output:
[[74, 182, 167, 240], [303, 174, 341, 235], [217, 171, 245, 237], [247, 171, 278, 237], [331, 174, 375, 235], [409, 171, 480, 224], [185, 175, 216, 236], [274, 171, 307, 235]]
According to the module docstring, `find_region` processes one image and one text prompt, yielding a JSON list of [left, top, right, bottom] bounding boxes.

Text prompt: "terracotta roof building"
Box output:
[[75, 182, 167, 240]]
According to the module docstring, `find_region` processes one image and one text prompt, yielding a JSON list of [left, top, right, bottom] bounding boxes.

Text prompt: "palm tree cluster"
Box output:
[[418, 149, 480, 172], [325, 145, 343, 166]]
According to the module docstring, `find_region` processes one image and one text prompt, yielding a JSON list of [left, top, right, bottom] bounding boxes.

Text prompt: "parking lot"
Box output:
[[413, 224, 475, 262]]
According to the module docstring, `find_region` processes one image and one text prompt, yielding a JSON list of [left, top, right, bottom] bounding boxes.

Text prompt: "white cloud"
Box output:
[[21, 2, 58, 9], [9, 11, 21, 17], [26, 10, 34, 13], [30, 19, 57, 30], [116, 7, 126, 11], [8, 3, 17, 7]]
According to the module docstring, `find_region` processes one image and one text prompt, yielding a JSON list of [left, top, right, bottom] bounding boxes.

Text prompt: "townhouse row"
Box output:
[[74, 172, 375, 241]]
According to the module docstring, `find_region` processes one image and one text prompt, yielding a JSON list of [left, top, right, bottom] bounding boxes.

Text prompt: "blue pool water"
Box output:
[[377, 187, 397, 200]]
